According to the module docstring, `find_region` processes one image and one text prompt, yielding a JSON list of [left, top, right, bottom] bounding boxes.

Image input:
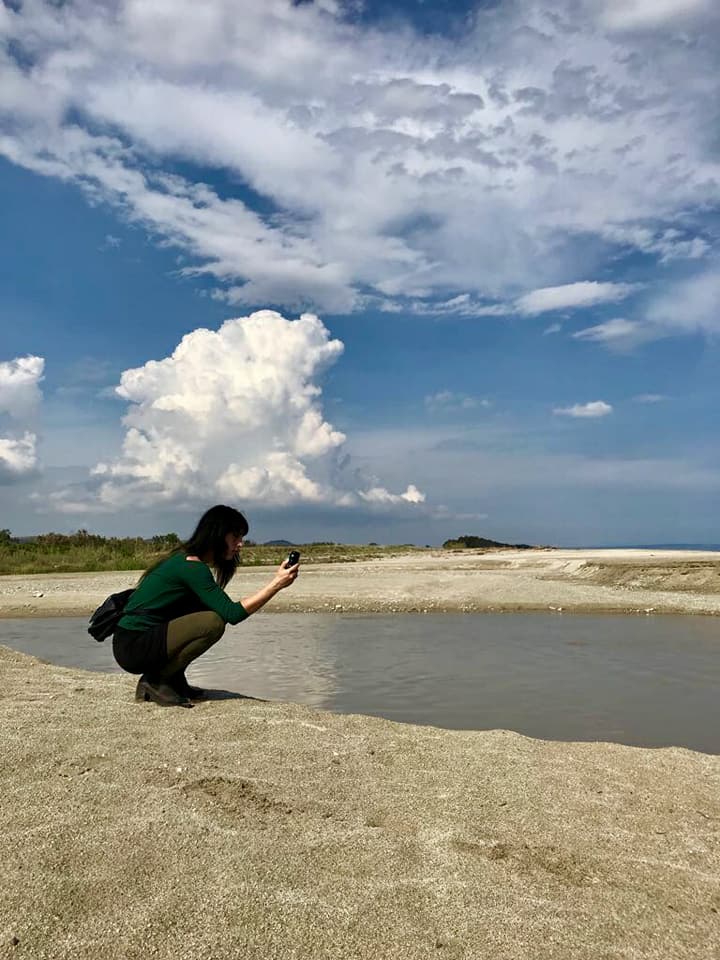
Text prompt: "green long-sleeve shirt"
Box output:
[[119, 552, 249, 632]]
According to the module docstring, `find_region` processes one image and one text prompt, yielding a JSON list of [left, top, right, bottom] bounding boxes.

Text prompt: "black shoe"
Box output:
[[168, 671, 207, 700], [135, 675, 193, 708]]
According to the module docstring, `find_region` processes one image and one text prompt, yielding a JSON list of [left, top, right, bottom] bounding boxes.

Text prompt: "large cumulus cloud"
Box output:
[[56, 311, 423, 511]]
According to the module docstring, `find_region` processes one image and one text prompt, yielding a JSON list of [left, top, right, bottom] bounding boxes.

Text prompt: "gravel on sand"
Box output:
[[2, 548, 720, 619]]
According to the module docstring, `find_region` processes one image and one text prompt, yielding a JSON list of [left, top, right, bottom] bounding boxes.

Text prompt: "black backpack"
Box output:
[[88, 588, 135, 642]]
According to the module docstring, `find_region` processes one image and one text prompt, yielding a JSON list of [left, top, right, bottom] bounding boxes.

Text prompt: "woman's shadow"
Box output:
[[197, 689, 268, 702]]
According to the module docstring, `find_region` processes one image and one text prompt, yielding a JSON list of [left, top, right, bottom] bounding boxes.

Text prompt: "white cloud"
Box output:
[[600, 224, 709, 264], [358, 484, 425, 505], [515, 282, 637, 316], [396, 280, 639, 322], [599, 0, 711, 30], [52, 311, 423, 511], [0, 1, 717, 313], [572, 317, 646, 346], [0, 432, 38, 480], [553, 401, 613, 418], [0, 355, 44, 419], [574, 268, 720, 348], [0, 355, 44, 480]]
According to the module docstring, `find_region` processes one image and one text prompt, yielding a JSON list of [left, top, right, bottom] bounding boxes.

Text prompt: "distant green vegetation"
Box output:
[[0, 529, 426, 576], [442, 535, 533, 550]]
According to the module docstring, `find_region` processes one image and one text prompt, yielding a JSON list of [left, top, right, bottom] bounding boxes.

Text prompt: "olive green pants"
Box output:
[[156, 611, 226, 682]]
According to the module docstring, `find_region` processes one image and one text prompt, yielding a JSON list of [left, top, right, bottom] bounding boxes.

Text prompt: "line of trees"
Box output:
[[0, 529, 424, 576], [443, 535, 533, 549], [0, 529, 186, 575], [0, 529, 182, 550]]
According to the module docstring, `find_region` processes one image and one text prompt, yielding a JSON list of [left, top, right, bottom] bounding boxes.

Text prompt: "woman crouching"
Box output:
[[112, 504, 298, 707]]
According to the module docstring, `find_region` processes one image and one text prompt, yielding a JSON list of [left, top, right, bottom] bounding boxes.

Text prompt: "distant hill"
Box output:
[[443, 535, 534, 550], [263, 539, 295, 547]]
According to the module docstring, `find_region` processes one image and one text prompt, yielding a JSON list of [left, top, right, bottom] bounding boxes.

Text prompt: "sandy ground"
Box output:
[[1, 644, 719, 960], [2, 551, 719, 957], [2, 548, 720, 619]]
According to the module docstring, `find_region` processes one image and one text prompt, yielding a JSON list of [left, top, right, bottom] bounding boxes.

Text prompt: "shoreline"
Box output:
[[2, 547, 720, 619], [4, 601, 720, 619], [2, 644, 718, 959]]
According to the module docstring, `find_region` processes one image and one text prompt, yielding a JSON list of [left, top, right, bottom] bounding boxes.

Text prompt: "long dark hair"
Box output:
[[141, 504, 249, 589]]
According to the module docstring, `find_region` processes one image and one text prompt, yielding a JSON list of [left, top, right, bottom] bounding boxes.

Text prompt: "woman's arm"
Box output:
[[240, 560, 299, 615]]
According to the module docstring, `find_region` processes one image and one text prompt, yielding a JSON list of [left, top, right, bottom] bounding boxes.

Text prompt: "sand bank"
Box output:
[[1, 645, 718, 959], [2, 548, 720, 619]]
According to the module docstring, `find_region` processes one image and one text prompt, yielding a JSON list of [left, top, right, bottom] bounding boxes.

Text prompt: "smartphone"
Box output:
[[285, 550, 300, 569]]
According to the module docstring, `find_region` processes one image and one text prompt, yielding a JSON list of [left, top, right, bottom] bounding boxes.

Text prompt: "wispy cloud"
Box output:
[[382, 280, 639, 322], [572, 317, 646, 347], [346, 423, 720, 494], [633, 393, 665, 404], [553, 401, 613, 418], [382, 295, 509, 318], [0, 0, 717, 313], [600, 0, 712, 30], [645, 268, 720, 337], [516, 282, 638, 317], [53, 359, 121, 402], [425, 391, 491, 413], [574, 268, 720, 348], [429, 505, 489, 523]]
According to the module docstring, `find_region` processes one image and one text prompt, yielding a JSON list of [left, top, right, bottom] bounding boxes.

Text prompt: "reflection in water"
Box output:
[[2, 612, 719, 754], [192, 613, 340, 709]]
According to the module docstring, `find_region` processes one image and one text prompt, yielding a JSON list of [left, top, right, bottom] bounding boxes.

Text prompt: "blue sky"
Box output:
[[1, 0, 719, 545]]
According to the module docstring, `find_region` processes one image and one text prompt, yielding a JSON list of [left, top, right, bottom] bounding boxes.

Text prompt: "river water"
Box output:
[[3, 612, 718, 754]]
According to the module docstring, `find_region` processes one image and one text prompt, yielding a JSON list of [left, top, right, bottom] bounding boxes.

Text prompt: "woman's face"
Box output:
[[224, 531, 244, 560]]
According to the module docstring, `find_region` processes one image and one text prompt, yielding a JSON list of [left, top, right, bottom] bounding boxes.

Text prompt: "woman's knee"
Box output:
[[166, 611, 226, 655], [204, 611, 226, 639]]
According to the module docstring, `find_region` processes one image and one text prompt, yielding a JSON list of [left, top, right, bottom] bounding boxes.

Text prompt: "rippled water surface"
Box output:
[[3, 613, 719, 754]]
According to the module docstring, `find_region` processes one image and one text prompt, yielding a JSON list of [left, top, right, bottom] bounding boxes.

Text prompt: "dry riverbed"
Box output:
[[2, 548, 720, 619]]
